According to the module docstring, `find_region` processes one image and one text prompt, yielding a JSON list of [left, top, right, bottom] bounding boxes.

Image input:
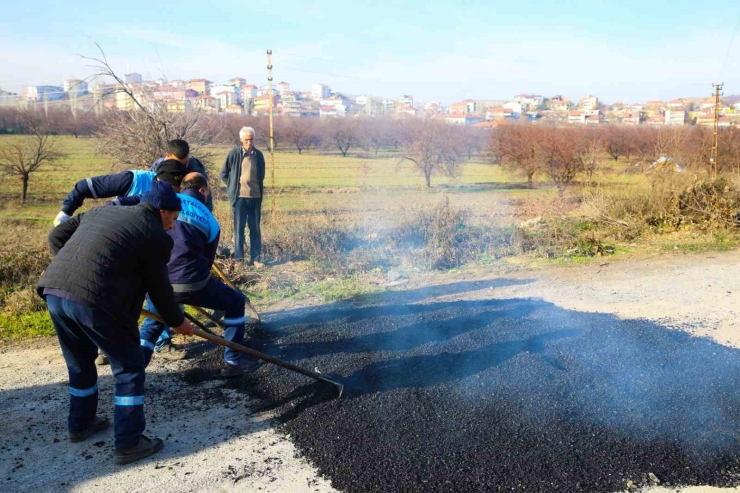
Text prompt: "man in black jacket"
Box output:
[[37, 181, 194, 465], [220, 126, 265, 266]]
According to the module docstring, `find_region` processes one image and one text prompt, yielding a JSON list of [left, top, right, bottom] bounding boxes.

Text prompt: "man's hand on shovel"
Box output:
[[172, 318, 194, 337]]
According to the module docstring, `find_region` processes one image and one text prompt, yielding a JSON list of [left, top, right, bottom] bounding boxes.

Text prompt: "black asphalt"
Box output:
[[182, 280, 740, 492]]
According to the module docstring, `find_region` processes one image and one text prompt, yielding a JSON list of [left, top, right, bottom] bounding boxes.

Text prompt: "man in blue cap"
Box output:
[[39, 181, 194, 465]]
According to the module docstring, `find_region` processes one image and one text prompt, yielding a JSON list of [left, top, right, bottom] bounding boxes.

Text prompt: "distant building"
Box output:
[[64, 79, 88, 97], [214, 91, 238, 109], [225, 104, 244, 115], [23, 85, 64, 101], [696, 114, 732, 127], [396, 105, 417, 118], [0, 89, 19, 107], [579, 94, 599, 112], [320, 97, 351, 117], [622, 112, 641, 125], [513, 94, 544, 109], [192, 95, 220, 112], [252, 94, 279, 116], [229, 77, 247, 87], [486, 106, 514, 120], [424, 101, 441, 114], [241, 84, 258, 99], [188, 79, 212, 95], [445, 113, 484, 125], [170, 79, 186, 89], [664, 109, 687, 126], [549, 95, 570, 111], [124, 73, 143, 85], [211, 84, 241, 104], [311, 83, 331, 100], [167, 99, 192, 113], [567, 111, 587, 124], [277, 81, 291, 95], [503, 101, 523, 118], [449, 99, 477, 114], [667, 98, 686, 109]]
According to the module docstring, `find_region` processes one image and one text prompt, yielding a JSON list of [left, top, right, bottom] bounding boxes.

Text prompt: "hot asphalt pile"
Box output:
[[182, 294, 740, 492]]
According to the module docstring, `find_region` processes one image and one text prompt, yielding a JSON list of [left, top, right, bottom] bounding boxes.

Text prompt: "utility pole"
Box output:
[[710, 82, 723, 181], [267, 50, 276, 216]]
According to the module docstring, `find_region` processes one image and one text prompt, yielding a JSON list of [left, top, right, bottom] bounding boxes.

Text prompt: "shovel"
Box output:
[[141, 308, 344, 398]]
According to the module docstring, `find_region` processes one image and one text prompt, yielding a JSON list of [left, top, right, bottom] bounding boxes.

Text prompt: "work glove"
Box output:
[[53, 211, 71, 227]]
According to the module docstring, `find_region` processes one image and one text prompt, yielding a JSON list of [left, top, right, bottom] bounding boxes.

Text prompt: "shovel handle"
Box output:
[[141, 308, 343, 397]]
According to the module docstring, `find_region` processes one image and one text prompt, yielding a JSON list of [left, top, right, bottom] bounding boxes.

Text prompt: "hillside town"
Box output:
[[1, 74, 739, 128]]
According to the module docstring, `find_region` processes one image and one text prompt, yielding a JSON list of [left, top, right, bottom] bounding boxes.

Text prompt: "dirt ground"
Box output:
[[1, 250, 739, 492]]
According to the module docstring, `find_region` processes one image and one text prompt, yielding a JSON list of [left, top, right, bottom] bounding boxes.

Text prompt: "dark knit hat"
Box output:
[[142, 181, 182, 211], [155, 159, 187, 187]]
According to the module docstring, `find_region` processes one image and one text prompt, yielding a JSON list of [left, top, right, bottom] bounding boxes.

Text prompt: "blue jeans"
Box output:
[[139, 277, 248, 367], [47, 295, 146, 449]]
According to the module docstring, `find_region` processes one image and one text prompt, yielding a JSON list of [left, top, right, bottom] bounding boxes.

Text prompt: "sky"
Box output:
[[1, 0, 740, 104]]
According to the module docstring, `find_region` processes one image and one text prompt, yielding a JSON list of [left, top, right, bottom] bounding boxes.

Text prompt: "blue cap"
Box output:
[[141, 181, 182, 211]]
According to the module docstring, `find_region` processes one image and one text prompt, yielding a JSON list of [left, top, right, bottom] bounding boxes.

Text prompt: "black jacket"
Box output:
[[152, 156, 213, 211], [37, 203, 185, 332], [219, 146, 265, 206]]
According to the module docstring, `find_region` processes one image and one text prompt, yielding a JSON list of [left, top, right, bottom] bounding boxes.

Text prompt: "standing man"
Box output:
[[38, 182, 194, 465], [220, 126, 265, 267]]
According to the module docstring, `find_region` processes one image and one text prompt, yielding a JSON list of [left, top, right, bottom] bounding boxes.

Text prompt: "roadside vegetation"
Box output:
[[1, 108, 739, 340]]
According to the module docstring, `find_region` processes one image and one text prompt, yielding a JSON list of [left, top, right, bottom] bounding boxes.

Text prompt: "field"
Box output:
[[0, 134, 737, 340]]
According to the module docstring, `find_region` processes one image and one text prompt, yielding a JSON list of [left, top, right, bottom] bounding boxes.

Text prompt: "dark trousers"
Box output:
[[139, 277, 248, 367], [233, 197, 262, 262], [47, 295, 145, 449]]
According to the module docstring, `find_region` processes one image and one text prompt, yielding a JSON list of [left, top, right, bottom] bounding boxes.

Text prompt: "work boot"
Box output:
[[69, 416, 110, 443], [113, 435, 164, 466], [95, 352, 110, 366], [250, 260, 265, 268], [220, 359, 260, 379], [154, 340, 188, 360]]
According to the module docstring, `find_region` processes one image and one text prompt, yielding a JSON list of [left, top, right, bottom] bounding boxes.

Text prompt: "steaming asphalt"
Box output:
[[183, 288, 740, 492]]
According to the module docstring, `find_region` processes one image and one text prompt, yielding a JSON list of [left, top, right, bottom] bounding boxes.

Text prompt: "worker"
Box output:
[[120, 172, 258, 378], [37, 181, 194, 465], [53, 159, 187, 226], [150, 139, 213, 211]]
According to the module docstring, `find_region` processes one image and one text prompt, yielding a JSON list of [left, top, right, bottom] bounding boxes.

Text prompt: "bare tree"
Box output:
[[537, 127, 590, 198], [285, 117, 318, 154], [400, 120, 463, 187], [325, 118, 357, 157], [360, 119, 392, 156], [491, 123, 542, 188], [0, 112, 65, 204], [602, 125, 631, 162], [81, 44, 218, 170]]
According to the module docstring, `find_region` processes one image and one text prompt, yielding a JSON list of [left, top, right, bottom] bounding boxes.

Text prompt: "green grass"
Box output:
[[0, 136, 531, 223], [0, 311, 55, 340]]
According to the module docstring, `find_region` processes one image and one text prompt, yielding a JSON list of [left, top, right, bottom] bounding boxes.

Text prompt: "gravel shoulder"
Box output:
[[1, 250, 739, 492]]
